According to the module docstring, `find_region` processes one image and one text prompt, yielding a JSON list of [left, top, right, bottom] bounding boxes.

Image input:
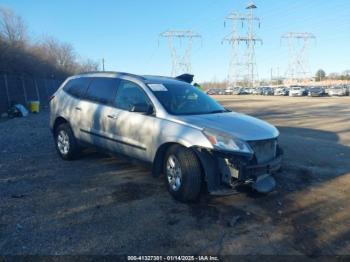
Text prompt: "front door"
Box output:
[[112, 79, 156, 161]]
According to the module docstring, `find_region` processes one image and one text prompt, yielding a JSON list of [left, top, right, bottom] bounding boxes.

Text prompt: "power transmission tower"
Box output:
[[281, 32, 316, 81], [223, 1, 262, 87], [223, 12, 247, 87], [245, 2, 262, 87], [160, 30, 202, 77]]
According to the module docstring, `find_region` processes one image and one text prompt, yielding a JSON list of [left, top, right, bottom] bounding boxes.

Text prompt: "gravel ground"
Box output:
[[0, 96, 350, 256]]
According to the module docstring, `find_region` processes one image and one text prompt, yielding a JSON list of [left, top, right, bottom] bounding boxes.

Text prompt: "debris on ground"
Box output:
[[228, 215, 242, 227], [7, 102, 29, 118], [11, 194, 25, 199]]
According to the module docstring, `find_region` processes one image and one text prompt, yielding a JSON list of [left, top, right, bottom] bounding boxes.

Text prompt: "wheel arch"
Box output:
[[53, 117, 69, 134], [152, 141, 202, 177]]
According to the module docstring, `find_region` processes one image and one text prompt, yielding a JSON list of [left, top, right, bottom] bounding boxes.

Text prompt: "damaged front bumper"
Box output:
[[192, 146, 283, 195]]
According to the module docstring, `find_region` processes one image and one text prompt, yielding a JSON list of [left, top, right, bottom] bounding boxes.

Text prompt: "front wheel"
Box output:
[[54, 123, 80, 160], [164, 145, 202, 202]]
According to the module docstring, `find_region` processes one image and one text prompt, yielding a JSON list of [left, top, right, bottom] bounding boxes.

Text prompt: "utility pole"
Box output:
[[271, 67, 273, 82], [281, 32, 316, 82], [223, 1, 262, 88], [160, 30, 202, 76], [102, 58, 105, 71]]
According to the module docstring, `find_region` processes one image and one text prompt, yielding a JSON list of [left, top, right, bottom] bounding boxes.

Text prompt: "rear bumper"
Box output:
[[192, 146, 283, 194]]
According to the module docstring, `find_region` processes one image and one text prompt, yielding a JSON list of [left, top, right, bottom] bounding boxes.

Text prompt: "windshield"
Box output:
[[149, 82, 226, 115]]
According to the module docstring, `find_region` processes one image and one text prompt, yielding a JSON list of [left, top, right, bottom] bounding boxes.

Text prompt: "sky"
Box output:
[[1, 0, 350, 82]]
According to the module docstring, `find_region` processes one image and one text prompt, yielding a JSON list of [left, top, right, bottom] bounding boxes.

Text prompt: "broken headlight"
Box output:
[[203, 128, 253, 154]]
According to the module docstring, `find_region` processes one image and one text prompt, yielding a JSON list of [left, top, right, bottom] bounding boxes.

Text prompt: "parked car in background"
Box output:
[[50, 72, 282, 202], [246, 88, 254, 95], [225, 87, 234, 95], [240, 88, 250, 95], [252, 87, 263, 95], [207, 89, 225, 95], [345, 85, 350, 96], [231, 87, 242, 95], [261, 86, 274, 96], [346, 85, 350, 96], [274, 87, 289, 96], [289, 86, 305, 97], [218, 89, 225, 95], [328, 86, 347, 96], [206, 89, 217, 95], [308, 87, 326, 97]]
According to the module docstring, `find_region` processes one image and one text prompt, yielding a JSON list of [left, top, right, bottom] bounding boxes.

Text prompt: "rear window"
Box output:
[[63, 77, 92, 98], [84, 77, 119, 105]]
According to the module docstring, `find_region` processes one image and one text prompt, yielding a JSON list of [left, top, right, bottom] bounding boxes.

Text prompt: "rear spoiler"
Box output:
[[175, 74, 194, 84]]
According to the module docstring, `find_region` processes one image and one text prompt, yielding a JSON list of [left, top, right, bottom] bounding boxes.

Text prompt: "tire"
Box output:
[[54, 123, 80, 160], [164, 145, 202, 202]]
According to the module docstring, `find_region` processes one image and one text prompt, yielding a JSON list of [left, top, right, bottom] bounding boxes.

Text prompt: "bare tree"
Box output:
[[36, 36, 77, 73], [77, 59, 100, 73], [0, 6, 99, 77], [0, 6, 27, 45]]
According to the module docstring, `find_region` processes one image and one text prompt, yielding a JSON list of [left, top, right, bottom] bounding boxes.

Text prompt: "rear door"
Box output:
[[81, 77, 120, 150], [61, 77, 92, 141]]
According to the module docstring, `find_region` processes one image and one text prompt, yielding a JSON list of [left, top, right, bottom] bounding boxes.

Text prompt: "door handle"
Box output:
[[75, 107, 82, 111], [107, 114, 119, 119]]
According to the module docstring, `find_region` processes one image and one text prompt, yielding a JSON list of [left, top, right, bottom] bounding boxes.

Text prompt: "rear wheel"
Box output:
[[54, 123, 80, 160], [164, 145, 202, 202]]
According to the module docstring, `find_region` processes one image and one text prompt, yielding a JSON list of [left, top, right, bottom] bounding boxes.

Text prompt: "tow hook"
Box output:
[[252, 174, 276, 193]]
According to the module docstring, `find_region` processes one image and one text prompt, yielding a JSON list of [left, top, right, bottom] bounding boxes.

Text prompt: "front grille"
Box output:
[[248, 139, 277, 164]]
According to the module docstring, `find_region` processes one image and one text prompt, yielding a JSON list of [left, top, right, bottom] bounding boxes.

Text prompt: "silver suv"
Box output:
[[50, 72, 282, 202]]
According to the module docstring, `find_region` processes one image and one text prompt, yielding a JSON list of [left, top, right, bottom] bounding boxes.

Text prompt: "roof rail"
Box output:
[[77, 71, 146, 80]]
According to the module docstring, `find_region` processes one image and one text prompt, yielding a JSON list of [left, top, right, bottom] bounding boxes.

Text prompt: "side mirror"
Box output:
[[130, 103, 154, 115]]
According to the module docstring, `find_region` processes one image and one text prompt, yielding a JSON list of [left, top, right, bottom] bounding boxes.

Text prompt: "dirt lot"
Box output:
[[0, 95, 350, 256]]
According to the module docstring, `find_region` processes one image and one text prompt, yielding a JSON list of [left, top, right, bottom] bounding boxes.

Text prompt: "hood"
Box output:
[[173, 112, 279, 141]]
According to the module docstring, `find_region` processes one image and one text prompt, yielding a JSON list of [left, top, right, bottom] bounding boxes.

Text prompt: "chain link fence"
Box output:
[[0, 73, 64, 115]]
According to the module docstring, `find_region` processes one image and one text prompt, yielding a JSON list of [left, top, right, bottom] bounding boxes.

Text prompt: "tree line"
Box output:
[[315, 69, 350, 82], [0, 6, 99, 79]]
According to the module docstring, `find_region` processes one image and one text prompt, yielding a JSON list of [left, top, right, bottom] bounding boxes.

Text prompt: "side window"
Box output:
[[84, 77, 119, 105], [63, 77, 91, 98], [114, 80, 150, 111]]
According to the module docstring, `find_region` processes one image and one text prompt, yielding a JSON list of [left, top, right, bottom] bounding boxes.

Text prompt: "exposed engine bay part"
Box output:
[[252, 174, 277, 194], [192, 146, 282, 195]]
